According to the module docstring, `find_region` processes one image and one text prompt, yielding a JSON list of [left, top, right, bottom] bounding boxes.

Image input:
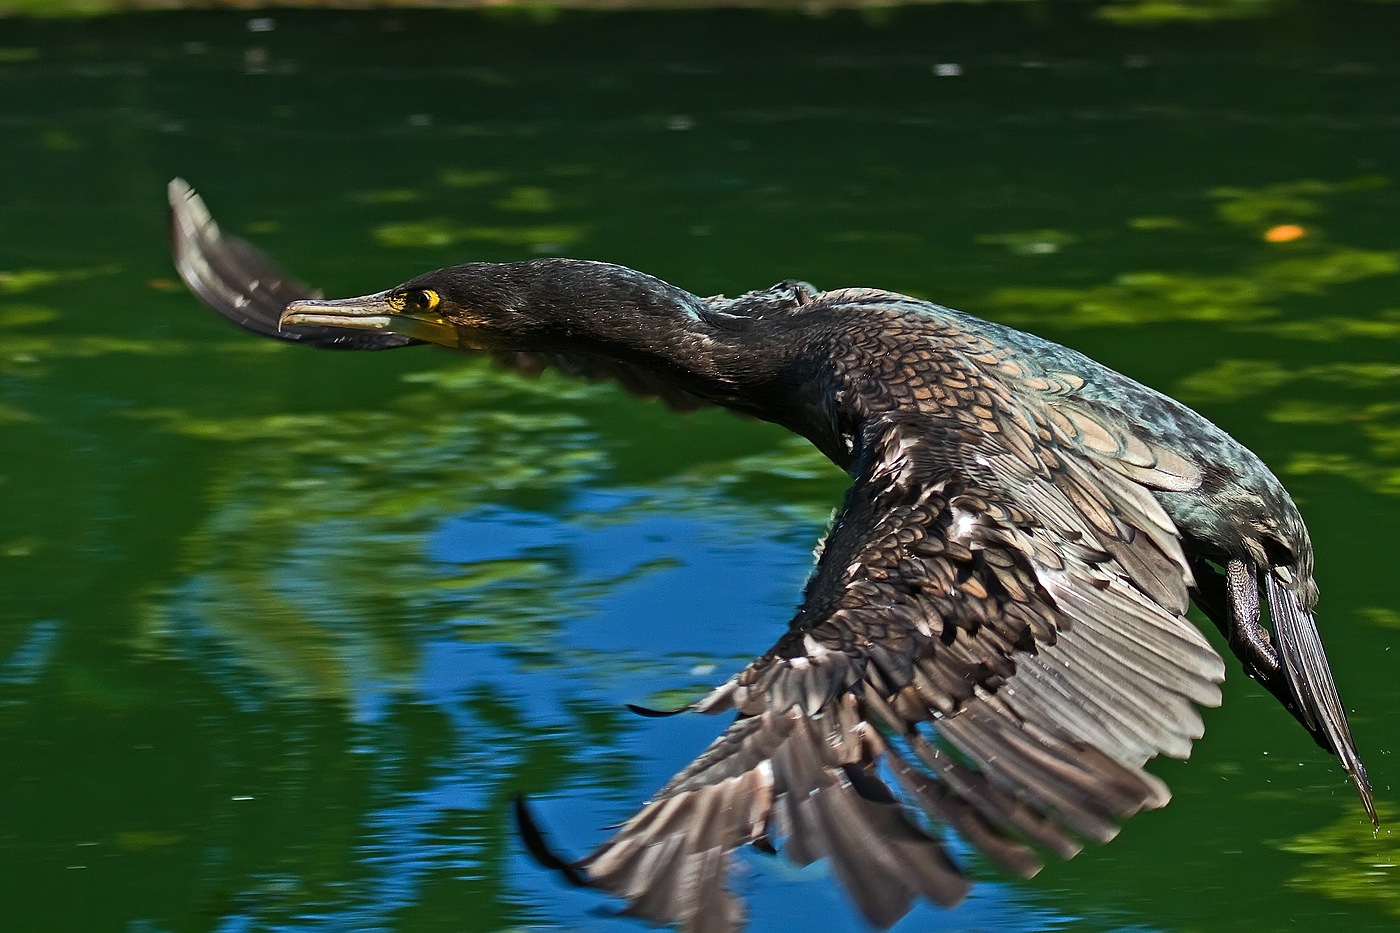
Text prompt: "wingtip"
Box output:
[[168, 177, 217, 272], [512, 794, 589, 888], [625, 702, 692, 718]]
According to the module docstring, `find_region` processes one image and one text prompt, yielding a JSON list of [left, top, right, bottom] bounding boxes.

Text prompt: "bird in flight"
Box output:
[[168, 178, 1373, 933]]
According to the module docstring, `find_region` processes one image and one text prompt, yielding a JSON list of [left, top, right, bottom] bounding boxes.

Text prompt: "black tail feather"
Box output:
[[1265, 576, 1377, 826]]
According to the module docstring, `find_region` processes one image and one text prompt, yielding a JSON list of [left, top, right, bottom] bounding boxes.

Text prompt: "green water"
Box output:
[[1, 4, 1398, 931]]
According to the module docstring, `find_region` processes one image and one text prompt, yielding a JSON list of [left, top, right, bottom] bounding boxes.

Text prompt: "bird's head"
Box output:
[[279, 259, 707, 354], [278, 263, 541, 351]]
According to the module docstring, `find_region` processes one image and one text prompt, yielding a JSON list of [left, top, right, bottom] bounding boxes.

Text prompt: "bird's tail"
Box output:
[[1266, 572, 1377, 825]]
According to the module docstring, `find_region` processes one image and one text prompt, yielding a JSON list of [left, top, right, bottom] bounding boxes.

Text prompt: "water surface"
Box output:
[[1, 5, 1398, 932]]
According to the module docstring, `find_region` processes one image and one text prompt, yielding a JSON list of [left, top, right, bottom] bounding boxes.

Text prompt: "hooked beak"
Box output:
[[280, 291, 458, 346]]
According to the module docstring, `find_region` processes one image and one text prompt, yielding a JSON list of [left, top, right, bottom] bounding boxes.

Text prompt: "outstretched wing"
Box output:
[[963, 327, 1374, 822], [167, 179, 712, 409], [954, 319, 1373, 818], [523, 402, 1227, 931]]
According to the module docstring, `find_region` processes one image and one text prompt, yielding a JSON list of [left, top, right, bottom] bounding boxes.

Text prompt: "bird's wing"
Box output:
[[168, 179, 712, 409], [168, 178, 420, 351], [965, 333, 1375, 821], [522, 397, 1227, 932]]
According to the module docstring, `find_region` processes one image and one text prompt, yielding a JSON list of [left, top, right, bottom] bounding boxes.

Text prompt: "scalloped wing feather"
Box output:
[[548, 408, 1225, 931]]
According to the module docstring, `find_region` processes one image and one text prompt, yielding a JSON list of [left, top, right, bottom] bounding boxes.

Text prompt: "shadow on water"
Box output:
[[0, 3, 1397, 932]]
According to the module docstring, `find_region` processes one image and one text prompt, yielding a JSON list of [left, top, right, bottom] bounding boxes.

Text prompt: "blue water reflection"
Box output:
[[0, 618, 60, 689], [186, 496, 1128, 932], [6, 6, 1398, 930]]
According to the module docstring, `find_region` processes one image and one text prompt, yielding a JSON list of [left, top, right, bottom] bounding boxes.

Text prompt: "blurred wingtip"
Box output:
[[513, 794, 589, 888], [167, 177, 211, 236], [625, 702, 692, 718], [163, 176, 419, 351]]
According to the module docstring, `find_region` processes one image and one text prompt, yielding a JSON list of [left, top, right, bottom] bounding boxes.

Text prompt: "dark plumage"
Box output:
[[169, 178, 1374, 932]]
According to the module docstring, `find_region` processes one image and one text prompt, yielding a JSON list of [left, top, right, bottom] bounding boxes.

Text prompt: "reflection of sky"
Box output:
[[207, 493, 1119, 933], [0, 618, 60, 688], [438, 496, 802, 655]]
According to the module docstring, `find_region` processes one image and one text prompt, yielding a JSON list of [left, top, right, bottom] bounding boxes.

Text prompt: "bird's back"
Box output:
[[737, 284, 1314, 592]]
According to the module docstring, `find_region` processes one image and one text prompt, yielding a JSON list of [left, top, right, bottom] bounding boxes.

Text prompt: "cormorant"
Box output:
[[168, 178, 1374, 933]]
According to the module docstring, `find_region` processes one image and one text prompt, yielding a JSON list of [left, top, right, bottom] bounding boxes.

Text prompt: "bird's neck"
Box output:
[[473, 260, 853, 464], [500, 260, 796, 399]]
